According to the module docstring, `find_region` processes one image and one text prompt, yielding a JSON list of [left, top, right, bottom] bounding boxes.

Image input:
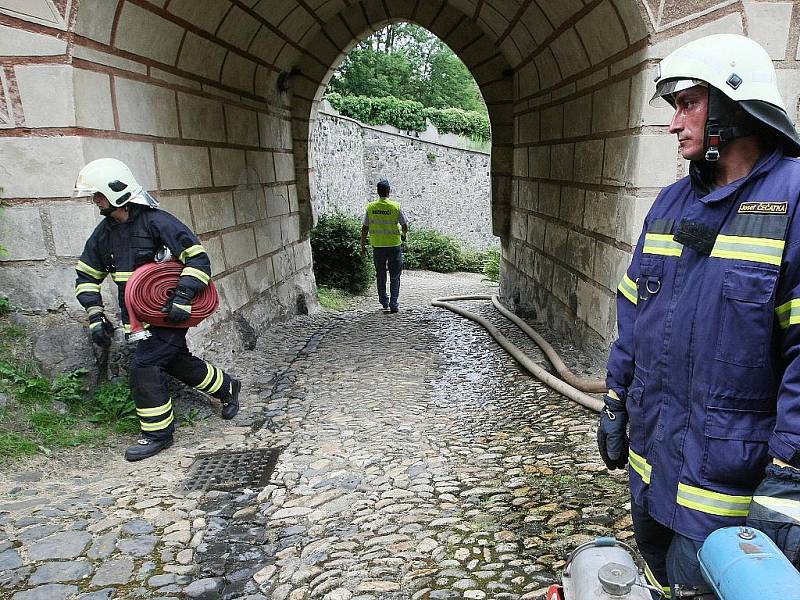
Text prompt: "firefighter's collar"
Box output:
[[695, 148, 783, 205]]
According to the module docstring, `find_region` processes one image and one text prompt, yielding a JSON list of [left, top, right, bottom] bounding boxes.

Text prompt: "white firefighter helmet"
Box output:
[[652, 34, 785, 108], [73, 158, 158, 208], [652, 33, 800, 157]]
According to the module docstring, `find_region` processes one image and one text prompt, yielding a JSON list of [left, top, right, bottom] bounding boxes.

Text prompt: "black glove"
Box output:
[[597, 393, 629, 470], [746, 463, 800, 567], [162, 286, 194, 324], [89, 312, 114, 348]]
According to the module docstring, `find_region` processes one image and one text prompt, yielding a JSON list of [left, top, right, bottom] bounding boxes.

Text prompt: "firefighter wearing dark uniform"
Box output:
[[599, 35, 800, 596], [73, 158, 241, 462]]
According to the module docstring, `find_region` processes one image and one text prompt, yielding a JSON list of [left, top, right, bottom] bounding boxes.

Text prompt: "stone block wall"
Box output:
[[311, 109, 496, 249], [0, 0, 317, 351], [2, 0, 799, 354], [504, 0, 800, 351]]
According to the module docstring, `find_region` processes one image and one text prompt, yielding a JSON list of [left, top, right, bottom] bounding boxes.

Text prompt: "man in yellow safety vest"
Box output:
[[360, 179, 409, 313]]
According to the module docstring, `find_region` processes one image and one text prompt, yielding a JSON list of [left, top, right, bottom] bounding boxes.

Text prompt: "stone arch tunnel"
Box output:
[[1, 0, 799, 350]]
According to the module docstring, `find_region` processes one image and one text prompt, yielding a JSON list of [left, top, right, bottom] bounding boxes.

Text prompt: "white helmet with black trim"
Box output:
[[652, 34, 800, 159], [73, 158, 158, 208]]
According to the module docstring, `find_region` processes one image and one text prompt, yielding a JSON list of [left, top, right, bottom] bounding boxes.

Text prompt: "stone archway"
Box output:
[[286, 0, 654, 350], [1, 1, 797, 351]]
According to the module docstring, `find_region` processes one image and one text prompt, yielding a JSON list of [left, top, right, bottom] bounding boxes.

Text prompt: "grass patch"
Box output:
[[180, 407, 206, 427], [317, 285, 352, 310], [0, 310, 141, 463], [482, 247, 500, 282], [91, 380, 139, 434]]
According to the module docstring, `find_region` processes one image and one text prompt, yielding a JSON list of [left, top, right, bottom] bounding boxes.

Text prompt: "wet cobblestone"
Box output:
[[0, 272, 630, 599]]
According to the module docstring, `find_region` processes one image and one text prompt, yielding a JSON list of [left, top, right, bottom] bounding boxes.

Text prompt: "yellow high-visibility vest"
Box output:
[[367, 199, 402, 247]]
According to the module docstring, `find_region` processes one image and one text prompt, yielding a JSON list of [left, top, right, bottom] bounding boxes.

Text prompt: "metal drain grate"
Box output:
[[184, 448, 281, 492]]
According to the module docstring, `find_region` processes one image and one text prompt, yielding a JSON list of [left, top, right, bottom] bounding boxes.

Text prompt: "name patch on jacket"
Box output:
[[371, 209, 392, 215], [738, 201, 788, 214]]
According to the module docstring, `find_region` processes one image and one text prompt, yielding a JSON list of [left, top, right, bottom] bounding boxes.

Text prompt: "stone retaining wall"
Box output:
[[311, 107, 496, 249], [1, 0, 799, 354]]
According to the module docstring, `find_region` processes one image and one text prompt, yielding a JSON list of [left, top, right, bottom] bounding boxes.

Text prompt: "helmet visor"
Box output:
[[72, 172, 99, 198], [650, 78, 707, 107]]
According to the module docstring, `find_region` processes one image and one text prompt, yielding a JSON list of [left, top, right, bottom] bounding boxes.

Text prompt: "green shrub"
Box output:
[[326, 93, 490, 142], [458, 248, 484, 273], [311, 212, 374, 294], [482, 247, 501, 282], [0, 298, 11, 316], [425, 107, 491, 141], [404, 229, 462, 272]]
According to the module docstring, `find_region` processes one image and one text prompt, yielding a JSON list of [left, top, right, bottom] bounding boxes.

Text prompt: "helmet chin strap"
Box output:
[[99, 204, 128, 217], [704, 86, 757, 162]]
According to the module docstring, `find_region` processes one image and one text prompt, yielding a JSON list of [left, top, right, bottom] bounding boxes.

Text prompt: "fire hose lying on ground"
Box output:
[[124, 261, 219, 341], [431, 294, 605, 413], [432, 295, 800, 599]]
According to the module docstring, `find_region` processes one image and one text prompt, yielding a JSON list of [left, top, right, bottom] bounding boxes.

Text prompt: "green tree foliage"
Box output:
[[329, 23, 487, 116]]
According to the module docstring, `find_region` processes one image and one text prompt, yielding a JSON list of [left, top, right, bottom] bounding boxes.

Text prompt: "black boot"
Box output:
[[222, 378, 241, 420], [124, 436, 173, 462]]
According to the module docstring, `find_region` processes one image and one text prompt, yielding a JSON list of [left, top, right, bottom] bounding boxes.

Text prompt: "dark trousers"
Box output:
[[373, 246, 402, 309], [129, 327, 231, 440], [631, 499, 714, 598]]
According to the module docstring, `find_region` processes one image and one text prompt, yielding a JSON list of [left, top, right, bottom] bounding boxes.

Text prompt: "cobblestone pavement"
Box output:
[[0, 271, 631, 600]]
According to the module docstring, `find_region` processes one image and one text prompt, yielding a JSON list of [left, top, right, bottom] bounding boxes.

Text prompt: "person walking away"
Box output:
[[361, 179, 409, 313], [73, 158, 241, 461], [597, 34, 800, 597]]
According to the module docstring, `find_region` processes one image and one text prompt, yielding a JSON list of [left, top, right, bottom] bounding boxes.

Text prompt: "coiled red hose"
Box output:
[[124, 261, 219, 339]]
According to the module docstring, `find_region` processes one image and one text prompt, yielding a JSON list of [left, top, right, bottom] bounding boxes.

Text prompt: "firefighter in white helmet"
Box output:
[[73, 158, 242, 461], [599, 34, 800, 596]]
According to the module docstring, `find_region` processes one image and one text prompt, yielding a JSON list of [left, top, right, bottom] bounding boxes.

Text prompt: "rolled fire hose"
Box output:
[[124, 261, 219, 341], [432, 295, 605, 413]]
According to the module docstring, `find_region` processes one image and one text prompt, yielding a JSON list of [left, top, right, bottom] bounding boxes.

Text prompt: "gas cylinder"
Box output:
[[698, 526, 800, 600], [556, 537, 653, 599]]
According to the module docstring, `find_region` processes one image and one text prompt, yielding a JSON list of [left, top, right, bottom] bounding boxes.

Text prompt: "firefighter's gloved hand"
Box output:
[[89, 312, 114, 348], [746, 463, 800, 568], [162, 286, 194, 324], [597, 393, 629, 470]]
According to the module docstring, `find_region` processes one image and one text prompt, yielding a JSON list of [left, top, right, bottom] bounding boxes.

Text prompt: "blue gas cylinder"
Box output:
[[698, 526, 800, 600]]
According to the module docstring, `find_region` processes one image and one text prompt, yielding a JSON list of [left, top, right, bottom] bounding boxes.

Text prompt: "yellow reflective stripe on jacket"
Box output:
[[710, 235, 785, 266], [643, 233, 683, 257], [179, 244, 206, 262], [776, 299, 800, 329], [136, 400, 173, 418], [76, 283, 101, 297], [643, 562, 671, 598], [752, 495, 800, 521], [139, 413, 174, 431], [676, 482, 751, 517], [76, 260, 106, 280], [181, 267, 210, 285], [618, 273, 637, 305], [111, 271, 133, 283], [628, 448, 652, 484]]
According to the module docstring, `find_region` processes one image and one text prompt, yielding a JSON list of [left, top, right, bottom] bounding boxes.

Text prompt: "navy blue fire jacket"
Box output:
[[74, 205, 211, 334], [607, 148, 800, 541]]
